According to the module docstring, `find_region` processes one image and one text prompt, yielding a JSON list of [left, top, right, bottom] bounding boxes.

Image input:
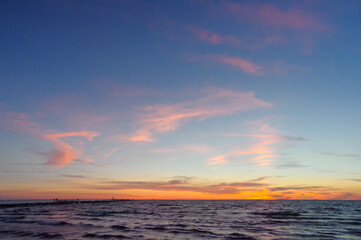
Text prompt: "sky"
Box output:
[[1, 0, 361, 200]]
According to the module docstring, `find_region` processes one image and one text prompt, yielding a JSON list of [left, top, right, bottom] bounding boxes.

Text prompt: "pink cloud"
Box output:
[[42, 131, 99, 167], [207, 136, 279, 166], [43, 131, 99, 141], [39, 95, 112, 130], [207, 122, 303, 166], [41, 142, 81, 167], [188, 26, 288, 51], [206, 55, 262, 75], [127, 88, 272, 142], [1, 111, 100, 167], [0, 112, 43, 137], [103, 147, 120, 159], [224, 2, 328, 32], [153, 145, 211, 154], [225, 134, 305, 142], [189, 26, 242, 46], [265, 35, 286, 44]]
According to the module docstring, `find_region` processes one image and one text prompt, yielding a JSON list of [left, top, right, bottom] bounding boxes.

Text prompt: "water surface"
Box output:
[[1, 200, 360, 239]]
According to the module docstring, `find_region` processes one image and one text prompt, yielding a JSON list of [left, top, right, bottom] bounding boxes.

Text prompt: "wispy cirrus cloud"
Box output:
[[102, 147, 121, 160], [208, 121, 304, 166], [223, 2, 328, 32], [185, 1, 331, 54], [225, 134, 306, 142], [205, 55, 262, 75], [152, 144, 211, 154], [318, 151, 361, 160], [187, 26, 289, 51], [188, 26, 242, 46], [39, 95, 112, 130], [274, 161, 307, 169], [61, 174, 87, 178], [120, 88, 272, 142], [192, 55, 300, 76], [207, 135, 279, 166], [0, 112, 43, 137]]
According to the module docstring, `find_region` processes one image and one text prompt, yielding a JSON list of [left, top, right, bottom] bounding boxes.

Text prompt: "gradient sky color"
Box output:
[[1, 0, 361, 200]]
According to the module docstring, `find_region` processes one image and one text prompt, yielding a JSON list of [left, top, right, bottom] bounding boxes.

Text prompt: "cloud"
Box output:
[[84, 176, 269, 195], [152, 144, 211, 154], [274, 161, 307, 169], [0, 111, 101, 167], [61, 174, 87, 178], [208, 126, 280, 166], [318, 151, 361, 160], [347, 179, 361, 182], [225, 134, 306, 142], [197, 1, 331, 53], [127, 88, 272, 142], [43, 131, 99, 141], [42, 131, 99, 167], [0, 110, 100, 167], [188, 26, 242, 46], [39, 95, 112, 130], [208, 123, 304, 166], [188, 26, 291, 51], [223, 2, 328, 31], [103, 147, 121, 159], [0, 112, 43, 136], [38, 142, 81, 167], [205, 55, 262, 75], [269, 185, 325, 192], [207, 138, 279, 166]]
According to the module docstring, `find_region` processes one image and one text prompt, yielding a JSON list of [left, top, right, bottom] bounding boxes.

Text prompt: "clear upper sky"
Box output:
[[1, 0, 361, 200]]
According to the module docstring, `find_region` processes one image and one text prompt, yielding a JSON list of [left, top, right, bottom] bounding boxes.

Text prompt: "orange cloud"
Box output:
[[128, 88, 272, 142], [43, 131, 99, 141]]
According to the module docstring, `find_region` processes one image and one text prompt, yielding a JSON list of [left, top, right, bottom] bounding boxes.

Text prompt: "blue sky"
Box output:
[[1, 0, 361, 200]]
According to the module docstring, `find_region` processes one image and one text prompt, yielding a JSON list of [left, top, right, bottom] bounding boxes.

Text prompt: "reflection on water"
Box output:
[[1, 200, 361, 239]]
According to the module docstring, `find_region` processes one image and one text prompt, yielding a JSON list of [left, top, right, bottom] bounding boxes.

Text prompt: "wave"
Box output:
[[0, 230, 64, 239], [83, 233, 131, 239], [226, 233, 257, 240], [253, 210, 302, 218]]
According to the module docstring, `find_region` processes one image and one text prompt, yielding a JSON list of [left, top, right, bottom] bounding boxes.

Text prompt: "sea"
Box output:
[[0, 200, 361, 239]]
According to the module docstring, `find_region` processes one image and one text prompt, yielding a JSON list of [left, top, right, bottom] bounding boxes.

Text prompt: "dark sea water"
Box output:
[[1, 200, 361, 240]]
